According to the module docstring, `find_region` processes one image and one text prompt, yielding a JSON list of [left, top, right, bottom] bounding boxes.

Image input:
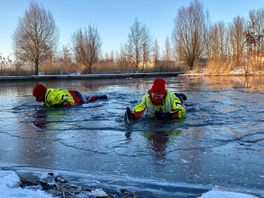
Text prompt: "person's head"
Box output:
[[32, 83, 47, 102], [149, 78, 167, 105]]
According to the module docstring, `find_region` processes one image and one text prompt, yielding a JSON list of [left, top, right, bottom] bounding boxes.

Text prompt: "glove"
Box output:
[[124, 107, 135, 123], [125, 108, 144, 123], [175, 93, 187, 101]]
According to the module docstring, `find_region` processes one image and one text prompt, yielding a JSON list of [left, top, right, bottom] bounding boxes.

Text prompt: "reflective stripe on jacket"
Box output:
[[133, 91, 186, 118], [44, 88, 75, 107]]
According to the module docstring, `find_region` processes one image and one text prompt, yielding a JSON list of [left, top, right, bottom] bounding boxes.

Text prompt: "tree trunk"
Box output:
[[35, 59, 39, 75]]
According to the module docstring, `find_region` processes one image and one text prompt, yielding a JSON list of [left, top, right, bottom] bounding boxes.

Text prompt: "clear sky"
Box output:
[[0, 0, 263, 58]]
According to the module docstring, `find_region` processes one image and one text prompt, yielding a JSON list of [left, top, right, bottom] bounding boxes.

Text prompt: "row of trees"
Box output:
[[1, 0, 263, 75], [206, 9, 264, 74], [174, 1, 264, 74]]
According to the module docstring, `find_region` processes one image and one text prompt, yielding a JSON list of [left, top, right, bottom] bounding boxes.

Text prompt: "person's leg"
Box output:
[[80, 93, 108, 103], [73, 91, 84, 104]]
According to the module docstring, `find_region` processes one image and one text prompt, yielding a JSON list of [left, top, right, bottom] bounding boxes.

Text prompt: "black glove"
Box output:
[[124, 107, 135, 123], [175, 93, 187, 101]]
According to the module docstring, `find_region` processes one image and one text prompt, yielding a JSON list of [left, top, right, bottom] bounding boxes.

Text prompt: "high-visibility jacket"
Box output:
[[44, 88, 76, 107], [133, 91, 186, 119]]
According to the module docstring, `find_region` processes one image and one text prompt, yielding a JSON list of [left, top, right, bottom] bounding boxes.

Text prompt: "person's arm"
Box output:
[[84, 94, 108, 103], [170, 97, 186, 119], [45, 89, 74, 107], [133, 94, 148, 120], [125, 94, 148, 123]]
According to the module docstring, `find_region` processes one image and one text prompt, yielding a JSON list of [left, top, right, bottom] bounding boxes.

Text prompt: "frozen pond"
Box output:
[[0, 75, 264, 197]]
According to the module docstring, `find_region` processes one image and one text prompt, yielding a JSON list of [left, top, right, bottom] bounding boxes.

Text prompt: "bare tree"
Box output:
[[126, 18, 143, 70], [203, 9, 212, 60], [162, 36, 172, 71], [110, 50, 115, 62], [247, 9, 264, 52], [126, 18, 152, 71], [207, 22, 231, 72], [172, 0, 206, 70], [141, 25, 153, 71], [59, 46, 75, 73], [153, 39, 160, 63], [245, 9, 264, 70], [73, 25, 102, 74], [104, 51, 110, 62], [117, 44, 130, 70], [13, 1, 57, 75], [229, 16, 246, 68]]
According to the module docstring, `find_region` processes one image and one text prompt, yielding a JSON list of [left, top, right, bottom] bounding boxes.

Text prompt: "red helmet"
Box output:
[[150, 78, 166, 95], [32, 83, 47, 102]]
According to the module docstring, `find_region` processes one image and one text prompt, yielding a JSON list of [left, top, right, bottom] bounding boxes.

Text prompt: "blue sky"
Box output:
[[0, 0, 263, 58]]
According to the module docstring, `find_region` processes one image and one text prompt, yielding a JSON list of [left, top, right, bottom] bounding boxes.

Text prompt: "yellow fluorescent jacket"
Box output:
[[133, 91, 186, 118], [44, 88, 75, 107]]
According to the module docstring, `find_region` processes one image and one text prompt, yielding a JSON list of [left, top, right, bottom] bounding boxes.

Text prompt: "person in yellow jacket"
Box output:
[[32, 83, 107, 108], [125, 78, 186, 123]]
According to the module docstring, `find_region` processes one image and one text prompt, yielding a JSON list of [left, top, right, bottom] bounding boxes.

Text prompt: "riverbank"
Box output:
[[1, 70, 263, 81], [1, 168, 261, 198], [183, 68, 264, 76], [0, 72, 183, 81]]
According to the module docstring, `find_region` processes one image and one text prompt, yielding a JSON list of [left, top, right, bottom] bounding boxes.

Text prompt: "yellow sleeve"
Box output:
[[45, 89, 74, 107], [172, 96, 186, 118], [133, 94, 148, 113]]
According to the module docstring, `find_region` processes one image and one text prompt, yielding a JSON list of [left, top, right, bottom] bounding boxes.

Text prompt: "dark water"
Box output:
[[0, 76, 264, 197]]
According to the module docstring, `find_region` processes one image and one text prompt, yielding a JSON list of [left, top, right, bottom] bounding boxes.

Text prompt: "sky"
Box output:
[[0, 170, 259, 198], [0, 0, 263, 58]]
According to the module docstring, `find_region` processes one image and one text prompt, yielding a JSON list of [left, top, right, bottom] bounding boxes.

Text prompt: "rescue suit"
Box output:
[[133, 90, 186, 119], [44, 88, 83, 107]]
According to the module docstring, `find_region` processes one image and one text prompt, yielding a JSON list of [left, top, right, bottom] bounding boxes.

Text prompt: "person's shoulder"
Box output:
[[48, 88, 66, 92], [167, 90, 176, 97], [139, 92, 150, 102], [47, 88, 54, 91], [167, 91, 182, 102]]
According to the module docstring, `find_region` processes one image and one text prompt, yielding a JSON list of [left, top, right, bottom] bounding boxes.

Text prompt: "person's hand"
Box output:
[[124, 107, 135, 123], [125, 108, 144, 123]]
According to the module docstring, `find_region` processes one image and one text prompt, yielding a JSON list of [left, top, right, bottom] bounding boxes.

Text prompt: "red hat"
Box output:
[[32, 83, 47, 101], [150, 78, 166, 95]]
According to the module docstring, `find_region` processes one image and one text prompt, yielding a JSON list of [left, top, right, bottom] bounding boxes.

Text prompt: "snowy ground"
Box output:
[[0, 170, 108, 198], [0, 171, 52, 198], [0, 171, 260, 198]]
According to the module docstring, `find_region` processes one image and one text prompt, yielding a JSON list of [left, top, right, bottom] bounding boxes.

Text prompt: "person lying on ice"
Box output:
[[32, 83, 107, 108], [125, 78, 186, 123]]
